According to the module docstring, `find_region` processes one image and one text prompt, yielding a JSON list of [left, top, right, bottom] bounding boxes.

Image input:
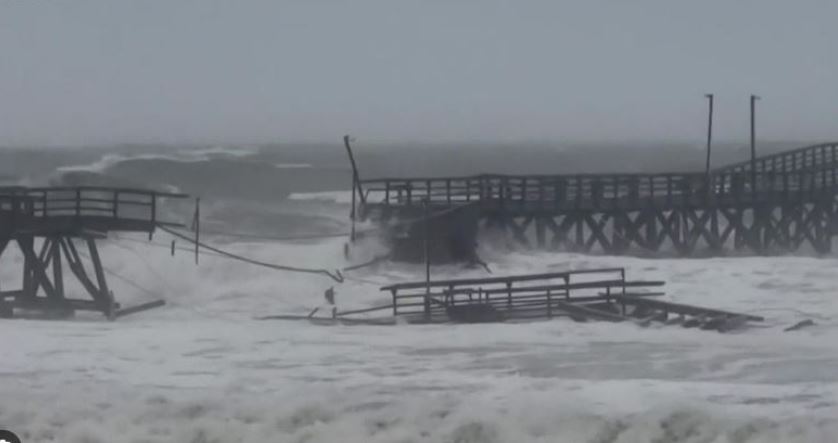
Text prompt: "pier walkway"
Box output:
[[356, 142, 838, 254], [0, 186, 186, 318]]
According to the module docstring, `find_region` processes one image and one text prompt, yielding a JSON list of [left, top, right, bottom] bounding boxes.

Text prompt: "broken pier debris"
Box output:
[[330, 268, 763, 332], [0, 186, 187, 320]]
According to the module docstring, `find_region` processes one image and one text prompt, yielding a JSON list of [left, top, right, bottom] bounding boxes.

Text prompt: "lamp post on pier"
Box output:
[[705, 93, 714, 188], [750, 94, 761, 197]]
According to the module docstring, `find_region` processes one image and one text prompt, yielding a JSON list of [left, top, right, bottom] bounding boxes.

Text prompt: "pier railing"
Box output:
[[0, 186, 188, 234], [359, 167, 838, 212], [373, 267, 664, 321], [715, 142, 838, 175]]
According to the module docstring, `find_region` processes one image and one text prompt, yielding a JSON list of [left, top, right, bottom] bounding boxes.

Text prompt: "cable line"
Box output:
[[157, 225, 345, 283]]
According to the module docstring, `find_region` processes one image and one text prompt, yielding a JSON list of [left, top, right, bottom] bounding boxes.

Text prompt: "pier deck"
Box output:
[[332, 268, 762, 332], [0, 186, 186, 319], [357, 142, 838, 255]]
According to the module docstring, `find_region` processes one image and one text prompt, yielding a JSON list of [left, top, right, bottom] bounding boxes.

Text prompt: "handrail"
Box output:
[[382, 267, 625, 291], [0, 185, 187, 198], [358, 167, 838, 210], [390, 279, 664, 299], [359, 171, 708, 184], [0, 186, 188, 232], [713, 142, 838, 174]]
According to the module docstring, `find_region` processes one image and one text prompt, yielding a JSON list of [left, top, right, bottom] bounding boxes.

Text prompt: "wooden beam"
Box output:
[[614, 296, 764, 322], [16, 236, 58, 299], [86, 237, 114, 315], [51, 237, 64, 300], [59, 238, 102, 302], [114, 300, 166, 318]]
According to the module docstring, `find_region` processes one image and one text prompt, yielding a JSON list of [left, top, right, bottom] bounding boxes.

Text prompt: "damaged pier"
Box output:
[[356, 142, 838, 257], [0, 186, 186, 319], [334, 268, 763, 332]]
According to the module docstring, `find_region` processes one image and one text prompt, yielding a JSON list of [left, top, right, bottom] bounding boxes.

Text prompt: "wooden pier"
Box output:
[[356, 142, 838, 255], [0, 186, 186, 319], [330, 268, 762, 332]]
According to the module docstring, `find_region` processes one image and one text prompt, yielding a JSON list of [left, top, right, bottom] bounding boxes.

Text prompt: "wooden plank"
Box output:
[[381, 267, 627, 291], [552, 300, 627, 322], [0, 290, 24, 299], [255, 314, 399, 326], [393, 280, 664, 301], [51, 238, 63, 300], [614, 296, 764, 322], [114, 300, 166, 318]]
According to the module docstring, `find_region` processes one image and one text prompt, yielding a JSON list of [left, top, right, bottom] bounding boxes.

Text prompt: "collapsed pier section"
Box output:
[[0, 186, 186, 319]]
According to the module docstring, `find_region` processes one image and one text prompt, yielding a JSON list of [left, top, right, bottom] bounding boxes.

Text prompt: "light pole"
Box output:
[[750, 94, 761, 195], [705, 93, 714, 180]]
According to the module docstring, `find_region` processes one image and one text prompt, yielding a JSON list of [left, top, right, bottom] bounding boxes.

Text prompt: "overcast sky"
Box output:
[[1, 0, 837, 146]]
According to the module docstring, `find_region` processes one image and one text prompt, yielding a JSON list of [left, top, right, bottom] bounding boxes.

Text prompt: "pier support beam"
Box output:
[[0, 236, 118, 319]]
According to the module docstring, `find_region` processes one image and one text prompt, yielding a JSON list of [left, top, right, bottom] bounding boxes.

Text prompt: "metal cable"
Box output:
[[156, 225, 345, 283]]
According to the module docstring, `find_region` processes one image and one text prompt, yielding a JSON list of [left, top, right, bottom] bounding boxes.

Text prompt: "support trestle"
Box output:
[[0, 235, 118, 319], [485, 199, 837, 255]]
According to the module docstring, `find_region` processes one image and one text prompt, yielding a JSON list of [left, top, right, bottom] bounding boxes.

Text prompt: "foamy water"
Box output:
[[3, 146, 838, 442], [2, 232, 838, 442]]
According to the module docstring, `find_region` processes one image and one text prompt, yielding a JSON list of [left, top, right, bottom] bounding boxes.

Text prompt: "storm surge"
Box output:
[[2, 146, 837, 442]]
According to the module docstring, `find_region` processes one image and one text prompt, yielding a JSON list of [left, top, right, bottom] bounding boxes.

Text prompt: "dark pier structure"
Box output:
[[356, 142, 838, 257], [0, 186, 186, 319]]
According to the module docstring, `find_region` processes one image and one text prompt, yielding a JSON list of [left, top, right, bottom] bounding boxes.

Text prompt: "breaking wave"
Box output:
[[2, 383, 836, 443]]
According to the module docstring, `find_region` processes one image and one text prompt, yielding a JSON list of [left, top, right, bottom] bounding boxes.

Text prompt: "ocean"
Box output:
[[1, 142, 837, 442]]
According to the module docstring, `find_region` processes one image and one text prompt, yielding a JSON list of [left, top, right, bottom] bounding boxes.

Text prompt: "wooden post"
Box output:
[[350, 175, 357, 242], [75, 189, 81, 217], [193, 198, 200, 265], [20, 236, 35, 301], [343, 135, 365, 204], [705, 94, 714, 198], [86, 237, 115, 318], [426, 180, 432, 203], [344, 135, 365, 241], [51, 238, 63, 301], [564, 275, 570, 300], [750, 94, 760, 199], [546, 289, 552, 318], [149, 193, 156, 240], [620, 268, 627, 316], [423, 199, 431, 321]]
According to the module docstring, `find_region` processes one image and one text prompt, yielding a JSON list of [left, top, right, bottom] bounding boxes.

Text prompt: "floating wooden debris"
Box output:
[[784, 319, 816, 332], [317, 268, 764, 332]]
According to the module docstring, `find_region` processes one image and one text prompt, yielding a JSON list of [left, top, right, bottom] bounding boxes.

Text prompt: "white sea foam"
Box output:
[[274, 163, 313, 169], [55, 146, 259, 175], [1, 232, 838, 442], [289, 190, 354, 204], [189, 145, 260, 158]]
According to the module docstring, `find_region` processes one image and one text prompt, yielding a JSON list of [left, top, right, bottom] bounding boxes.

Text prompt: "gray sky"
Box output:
[[1, 0, 837, 146]]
